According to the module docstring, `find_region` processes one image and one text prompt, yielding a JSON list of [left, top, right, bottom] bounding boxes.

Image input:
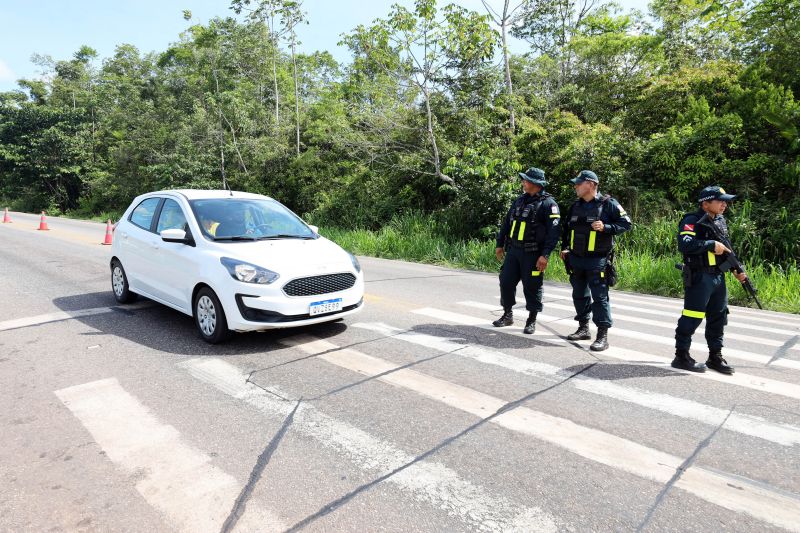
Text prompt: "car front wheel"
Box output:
[[111, 259, 137, 304], [194, 287, 230, 344]]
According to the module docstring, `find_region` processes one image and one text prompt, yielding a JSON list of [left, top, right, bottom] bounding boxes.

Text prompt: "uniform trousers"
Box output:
[[499, 245, 544, 313], [675, 271, 728, 351]]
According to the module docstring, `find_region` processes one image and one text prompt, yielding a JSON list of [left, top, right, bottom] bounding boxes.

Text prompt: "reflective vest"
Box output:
[[507, 194, 549, 250], [681, 214, 727, 271], [567, 196, 614, 257]]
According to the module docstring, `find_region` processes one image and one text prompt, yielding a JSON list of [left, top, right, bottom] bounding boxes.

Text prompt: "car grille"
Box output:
[[282, 273, 357, 297]]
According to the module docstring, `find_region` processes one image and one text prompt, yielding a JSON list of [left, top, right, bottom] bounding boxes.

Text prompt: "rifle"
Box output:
[[696, 213, 763, 309]]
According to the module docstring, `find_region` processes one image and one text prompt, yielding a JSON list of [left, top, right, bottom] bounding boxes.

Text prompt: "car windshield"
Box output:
[[190, 198, 316, 241]]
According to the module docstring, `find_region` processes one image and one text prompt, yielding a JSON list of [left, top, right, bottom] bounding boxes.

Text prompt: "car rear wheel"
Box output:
[[111, 259, 137, 304], [194, 287, 230, 344]]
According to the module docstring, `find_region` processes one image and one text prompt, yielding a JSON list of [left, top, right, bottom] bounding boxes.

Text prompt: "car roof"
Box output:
[[144, 189, 274, 201]]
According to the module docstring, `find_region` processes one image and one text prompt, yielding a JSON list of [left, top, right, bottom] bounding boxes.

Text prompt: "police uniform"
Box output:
[[562, 170, 631, 351], [493, 167, 561, 334], [672, 186, 738, 374]]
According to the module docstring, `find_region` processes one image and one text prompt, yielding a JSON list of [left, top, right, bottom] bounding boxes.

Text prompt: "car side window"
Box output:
[[129, 198, 162, 231], [156, 199, 188, 234]]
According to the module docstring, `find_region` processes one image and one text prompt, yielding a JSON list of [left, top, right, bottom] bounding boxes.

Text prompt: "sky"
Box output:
[[0, 0, 651, 93]]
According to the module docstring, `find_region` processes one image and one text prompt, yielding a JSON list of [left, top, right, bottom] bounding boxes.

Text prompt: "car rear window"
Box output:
[[129, 198, 161, 231]]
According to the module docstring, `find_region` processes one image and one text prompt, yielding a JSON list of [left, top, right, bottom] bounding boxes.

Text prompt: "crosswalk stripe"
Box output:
[[179, 358, 559, 533], [0, 303, 151, 332], [543, 285, 800, 327], [55, 378, 285, 533], [415, 307, 800, 401], [284, 334, 800, 532], [546, 297, 800, 337], [458, 301, 800, 371], [540, 300, 800, 352], [352, 322, 800, 447]]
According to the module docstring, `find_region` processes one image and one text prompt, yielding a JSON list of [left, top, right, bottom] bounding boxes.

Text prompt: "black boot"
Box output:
[[671, 349, 706, 372], [590, 326, 609, 351], [706, 348, 734, 375], [523, 313, 537, 334], [566, 320, 591, 341], [492, 309, 513, 327]]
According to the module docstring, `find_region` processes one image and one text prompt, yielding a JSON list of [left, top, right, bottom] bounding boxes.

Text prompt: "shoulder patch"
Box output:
[[551, 205, 559, 213], [683, 223, 695, 232]]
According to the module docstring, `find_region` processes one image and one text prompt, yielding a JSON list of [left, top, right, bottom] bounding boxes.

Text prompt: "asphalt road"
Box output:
[[2, 211, 800, 533]]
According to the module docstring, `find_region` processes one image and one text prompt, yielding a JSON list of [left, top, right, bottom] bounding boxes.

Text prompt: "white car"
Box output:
[[110, 189, 364, 343]]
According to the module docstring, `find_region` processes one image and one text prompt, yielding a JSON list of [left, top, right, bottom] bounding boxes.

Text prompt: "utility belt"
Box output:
[[507, 240, 540, 252], [684, 265, 721, 274]]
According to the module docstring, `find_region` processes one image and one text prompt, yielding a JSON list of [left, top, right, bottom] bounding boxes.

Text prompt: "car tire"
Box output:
[[111, 259, 138, 304], [194, 287, 230, 344]]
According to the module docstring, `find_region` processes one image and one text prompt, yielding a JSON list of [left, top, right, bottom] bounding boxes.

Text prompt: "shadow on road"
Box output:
[[51, 292, 348, 356]]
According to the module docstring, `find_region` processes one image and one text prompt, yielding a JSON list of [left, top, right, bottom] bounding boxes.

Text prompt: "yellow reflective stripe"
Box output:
[[549, 214, 560, 218], [682, 309, 706, 319], [588, 231, 597, 252], [707, 251, 716, 266], [531, 271, 541, 277], [600, 271, 605, 278], [570, 230, 574, 249], [510, 220, 516, 238], [680, 231, 696, 236], [517, 221, 526, 240]]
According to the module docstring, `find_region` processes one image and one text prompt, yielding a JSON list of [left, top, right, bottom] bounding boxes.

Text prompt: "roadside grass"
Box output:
[[320, 214, 800, 314]]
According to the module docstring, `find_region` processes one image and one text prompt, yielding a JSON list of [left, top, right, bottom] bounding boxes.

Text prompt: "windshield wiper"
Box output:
[[256, 234, 315, 240], [213, 235, 257, 241]]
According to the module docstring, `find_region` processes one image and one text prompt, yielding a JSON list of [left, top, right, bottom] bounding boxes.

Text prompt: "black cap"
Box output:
[[570, 170, 599, 184], [518, 167, 547, 187], [698, 185, 736, 203]]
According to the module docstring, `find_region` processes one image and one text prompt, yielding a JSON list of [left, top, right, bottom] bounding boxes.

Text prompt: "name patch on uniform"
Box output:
[[683, 224, 694, 231]]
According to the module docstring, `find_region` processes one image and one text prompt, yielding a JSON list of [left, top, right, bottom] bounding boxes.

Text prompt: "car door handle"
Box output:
[[150, 242, 160, 250]]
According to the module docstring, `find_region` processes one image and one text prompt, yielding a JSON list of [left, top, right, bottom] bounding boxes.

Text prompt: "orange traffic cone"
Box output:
[[2, 208, 10, 223], [37, 211, 49, 231], [102, 219, 113, 245]]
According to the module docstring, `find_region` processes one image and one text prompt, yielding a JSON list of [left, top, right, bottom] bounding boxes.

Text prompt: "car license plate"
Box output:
[[309, 298, 343, 316]]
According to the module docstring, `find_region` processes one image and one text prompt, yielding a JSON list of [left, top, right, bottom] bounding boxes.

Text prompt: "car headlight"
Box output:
[[220, 257, 279, 284], [348, 252, 361, 273]]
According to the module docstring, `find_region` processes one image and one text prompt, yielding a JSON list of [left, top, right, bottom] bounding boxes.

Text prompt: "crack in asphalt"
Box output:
[[219, 398, 302, 533], [283, 360, 599, 532], [635, 405, 736, 532]]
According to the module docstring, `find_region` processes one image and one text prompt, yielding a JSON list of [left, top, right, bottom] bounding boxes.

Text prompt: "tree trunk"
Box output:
[[502, 0, 515, 133], [290, 30, 300, 156]]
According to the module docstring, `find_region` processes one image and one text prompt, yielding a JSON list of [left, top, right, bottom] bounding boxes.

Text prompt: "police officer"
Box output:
[[560, 170, 632, 351], [672, 186, 747, 374], [493, 167, 561, 334]]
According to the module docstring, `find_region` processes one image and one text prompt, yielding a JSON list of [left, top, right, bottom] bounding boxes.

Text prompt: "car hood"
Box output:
[[210, 236, 355, 275]]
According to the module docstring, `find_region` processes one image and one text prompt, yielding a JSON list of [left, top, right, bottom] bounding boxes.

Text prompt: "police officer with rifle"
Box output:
[[672, 186, 759, 374]]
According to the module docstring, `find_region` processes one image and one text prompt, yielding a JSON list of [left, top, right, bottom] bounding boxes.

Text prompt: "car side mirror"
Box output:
[[308, 224, 319, 234], [161, 228, 191, 244]]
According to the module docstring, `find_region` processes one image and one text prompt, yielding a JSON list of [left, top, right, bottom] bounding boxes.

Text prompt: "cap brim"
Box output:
[[719, 194, 736, 201], [519, 173, 529, 180], [570, 178, 580, 184]]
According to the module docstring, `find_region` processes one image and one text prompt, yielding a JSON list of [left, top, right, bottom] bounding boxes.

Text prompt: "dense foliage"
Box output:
[[1, 0, 799, 268]]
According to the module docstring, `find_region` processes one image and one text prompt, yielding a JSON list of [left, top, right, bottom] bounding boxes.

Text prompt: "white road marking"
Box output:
[[0, 303, 150, 332], [180, 358, 559, 533], [415, 307, 800, 401], [457, 301, 800, 371], [352, 321, 800, 446], [55, 378, 285, 533], [541, 300, 800, 353], [284, 334, 800, 532], [542, 294, 800, 337], [543, 285, 800, 327]]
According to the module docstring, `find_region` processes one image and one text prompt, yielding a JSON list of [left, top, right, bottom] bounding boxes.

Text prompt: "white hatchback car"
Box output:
[[110, 189, 364, 343]]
